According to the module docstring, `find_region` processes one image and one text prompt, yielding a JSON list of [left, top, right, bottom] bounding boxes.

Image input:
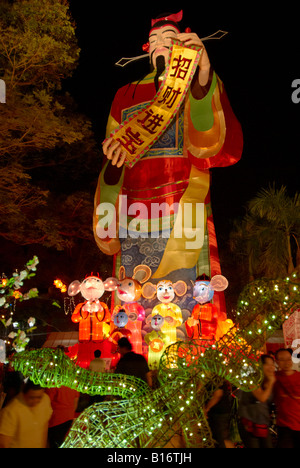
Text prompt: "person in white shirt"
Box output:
[[89, 350, 106, 373], [0, 380, 53, 448]]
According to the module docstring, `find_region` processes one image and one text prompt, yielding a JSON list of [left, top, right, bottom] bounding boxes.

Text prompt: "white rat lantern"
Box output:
[[68, 275, 117, 342]]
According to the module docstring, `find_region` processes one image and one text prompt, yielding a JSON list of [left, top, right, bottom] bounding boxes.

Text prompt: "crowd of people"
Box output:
[[205, 348, 300, 448], [0, 339, 151, 448], [0, 342, 299, 448]]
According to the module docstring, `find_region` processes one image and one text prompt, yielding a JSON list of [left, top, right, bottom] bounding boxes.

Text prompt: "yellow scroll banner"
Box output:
[[107, 39, 203, 168]]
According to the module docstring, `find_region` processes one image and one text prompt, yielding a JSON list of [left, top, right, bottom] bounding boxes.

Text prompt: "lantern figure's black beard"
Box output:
[[154, 55, 166, 91]]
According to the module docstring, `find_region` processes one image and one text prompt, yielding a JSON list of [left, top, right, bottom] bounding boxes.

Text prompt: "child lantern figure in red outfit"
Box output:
[[68, 275, 117, 342], [185, 274, 228, 342]]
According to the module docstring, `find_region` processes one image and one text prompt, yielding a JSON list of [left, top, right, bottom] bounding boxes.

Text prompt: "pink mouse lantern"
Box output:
[[113, 265, 151, 354]]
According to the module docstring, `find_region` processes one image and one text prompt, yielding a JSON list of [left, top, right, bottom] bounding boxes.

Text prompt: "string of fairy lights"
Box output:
[[10, 271, 300, 448]]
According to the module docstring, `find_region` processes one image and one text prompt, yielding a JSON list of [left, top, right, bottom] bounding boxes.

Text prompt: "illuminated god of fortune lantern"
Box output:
[[142, 279, 187, 345], [113, 265, 152, 354], [185, 274, 230, 342], [68, 275, 117, 342]]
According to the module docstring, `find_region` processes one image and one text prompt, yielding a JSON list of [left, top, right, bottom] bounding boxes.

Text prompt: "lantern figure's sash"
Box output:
[[107, 40, 203, 168]]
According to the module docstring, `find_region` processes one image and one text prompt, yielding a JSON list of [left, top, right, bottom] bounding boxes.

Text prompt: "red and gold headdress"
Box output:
[[150, 10, 183, 33], [142, 10, 184, 52]]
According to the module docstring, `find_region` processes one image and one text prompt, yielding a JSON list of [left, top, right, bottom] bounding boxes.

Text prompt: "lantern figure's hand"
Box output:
[[103, 138, 127, 167], [177, 32, 210, 85]]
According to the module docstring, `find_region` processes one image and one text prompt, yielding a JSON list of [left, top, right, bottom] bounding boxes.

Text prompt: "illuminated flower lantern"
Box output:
[[185, 274, 229, 343], [113, 265, 151, 354], [144, 313, 171, 369], [68, 275, 117, 342], [142, 279, 187, 346]]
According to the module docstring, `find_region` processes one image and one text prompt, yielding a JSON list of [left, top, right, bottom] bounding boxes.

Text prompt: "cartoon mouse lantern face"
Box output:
[[193, 275, 228, 304], [194, 281, 214, 305], [156, 281, 175, 303], [78, 276, 105, 301], [142, 279, 187, 304], [68, 275, 117, 302], [116, 265, 151, 304], [151, 314, 164, 331], [114, 310, 129, 328], [117, 278, 141, 303]]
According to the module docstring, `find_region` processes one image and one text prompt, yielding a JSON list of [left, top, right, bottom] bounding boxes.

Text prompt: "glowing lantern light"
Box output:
[[54, 278, 67, 293]]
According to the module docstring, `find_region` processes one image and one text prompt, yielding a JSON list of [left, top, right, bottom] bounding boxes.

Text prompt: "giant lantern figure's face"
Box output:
[[149, 24, 179, 69]]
